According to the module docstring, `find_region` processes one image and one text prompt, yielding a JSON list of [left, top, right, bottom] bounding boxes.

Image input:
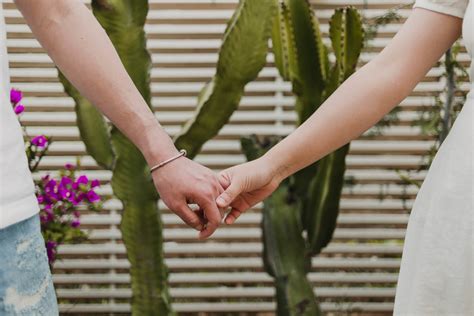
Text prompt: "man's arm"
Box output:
[[15, 0, 222, 238]]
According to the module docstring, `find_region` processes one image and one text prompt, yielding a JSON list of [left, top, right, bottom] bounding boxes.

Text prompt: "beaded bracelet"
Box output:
[[150, 149, 187, 173]]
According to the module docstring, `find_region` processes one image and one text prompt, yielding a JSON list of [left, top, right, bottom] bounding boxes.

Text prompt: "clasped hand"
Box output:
[[151, 156, 282, 239]]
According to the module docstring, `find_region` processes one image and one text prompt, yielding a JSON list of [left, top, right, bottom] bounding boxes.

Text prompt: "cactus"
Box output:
[[175, 0, 277, 158], [59, 0, 277, 314], [59, 1, 172, 314], [240, 3, 364, 314]]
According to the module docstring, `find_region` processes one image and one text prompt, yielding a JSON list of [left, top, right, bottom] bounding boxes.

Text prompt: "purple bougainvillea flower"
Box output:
[[71, 219, 80, 228], [91, 179, 100, 188], [60, 176, 73, 187], [31, 135, 48, 148], [64, 163, 74, 170], [37, 195, 45, 204], [14, 104, 25, 115], [58, 186, 72, 200], [40, 214, 48, 223], [10, 88, 22, 104], [45, 241, 57, 263], [87, 190, 100, 203], [45, 178, 57, 191], [68, 195, 79, 206], [78, 192, 88, 202], [76, 175, 89, 186]]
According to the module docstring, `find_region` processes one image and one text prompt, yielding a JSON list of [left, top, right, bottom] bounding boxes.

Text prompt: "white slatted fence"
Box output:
[[3, 0, 470, 314]]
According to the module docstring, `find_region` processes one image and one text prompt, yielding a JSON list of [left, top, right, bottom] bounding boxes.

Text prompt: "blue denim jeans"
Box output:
[[0, 214, 58, 315]]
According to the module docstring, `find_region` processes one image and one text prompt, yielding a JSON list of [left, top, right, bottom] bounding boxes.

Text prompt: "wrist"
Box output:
[[129, 114, 179, 165], [260, 152, 289, 184], [140, 135, 179, 167]]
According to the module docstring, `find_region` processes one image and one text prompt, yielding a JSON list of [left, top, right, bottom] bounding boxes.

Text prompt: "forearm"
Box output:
[[266, 59, 413, 179], [264, 9, 462, 180], [15, 0, 177, 164]]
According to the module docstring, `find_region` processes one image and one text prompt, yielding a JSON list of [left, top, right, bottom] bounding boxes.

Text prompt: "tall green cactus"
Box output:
[[239, 3, 364, 315], [59, 0, 277, 314], [59, 1, 171, 314]]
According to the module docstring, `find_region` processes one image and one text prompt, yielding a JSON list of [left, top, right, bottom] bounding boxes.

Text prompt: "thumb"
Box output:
[[216, 171, 242, 208]]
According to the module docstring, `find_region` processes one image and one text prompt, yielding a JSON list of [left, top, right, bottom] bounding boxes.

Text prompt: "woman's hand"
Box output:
[[216, 158, 283, 224]]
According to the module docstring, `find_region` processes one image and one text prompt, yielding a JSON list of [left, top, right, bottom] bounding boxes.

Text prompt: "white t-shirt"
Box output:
[[0, 6, 39, 229]]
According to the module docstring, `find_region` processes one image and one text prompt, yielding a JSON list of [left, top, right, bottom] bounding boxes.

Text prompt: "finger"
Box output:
[[217, 171, 231, 189], [224, 208, 242, 225], [216, 172, 242, 208], [197, 198, 222, 239], [173, 202, 205, 231]]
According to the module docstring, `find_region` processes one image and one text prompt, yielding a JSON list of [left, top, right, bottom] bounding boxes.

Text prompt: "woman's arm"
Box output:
[[216, 8, 463, 223], [15, 0, 223, 238]]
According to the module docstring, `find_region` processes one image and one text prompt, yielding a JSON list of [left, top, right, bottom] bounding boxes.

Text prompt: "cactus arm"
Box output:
[[120, 200, 171, 313], [304, 7, 364, 255], [271, 2, 297, 81], [262, 186, 321, 316], [304, 144, 349, 255], [342, 8, 364, 79], [275, 271, 322, 316], [59, 73, 115, 170], [91, 1, 152, 104], [174, 0, 277, 159], [326, 7, 364, 96], [283, 0, 326, 124], [311, 10, 329, 82]]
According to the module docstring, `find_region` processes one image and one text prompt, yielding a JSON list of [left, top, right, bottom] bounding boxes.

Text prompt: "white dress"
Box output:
[[393, 0, 474, 315]]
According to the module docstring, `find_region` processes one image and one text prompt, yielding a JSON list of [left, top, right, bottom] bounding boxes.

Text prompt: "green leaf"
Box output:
[[174, 0, 277, 158]]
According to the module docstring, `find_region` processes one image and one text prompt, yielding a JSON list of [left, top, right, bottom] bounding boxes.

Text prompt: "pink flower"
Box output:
[[71, 219, 80, 228], [76, 175, 89, 185], [87, 190, 100, 203], [60, 176, 73, 187], [31, 135, 48, 148], [14, 104, 25, 115], [45, 241, 57, 264], [10, 88, 22, 104], [91, 179, 100, 188], [73, 175, 88, 190], [37, 195, 45, 204], [64, 163, 74, 170]]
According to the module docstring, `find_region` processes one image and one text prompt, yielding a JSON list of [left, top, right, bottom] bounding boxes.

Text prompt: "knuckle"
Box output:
[[187, 216, 201, 227], [199, 186, 215, 198]]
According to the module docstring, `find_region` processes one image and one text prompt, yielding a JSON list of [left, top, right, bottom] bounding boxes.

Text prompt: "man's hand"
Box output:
[[152, 156, 224, 239], [216, 158, 283, 224]]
